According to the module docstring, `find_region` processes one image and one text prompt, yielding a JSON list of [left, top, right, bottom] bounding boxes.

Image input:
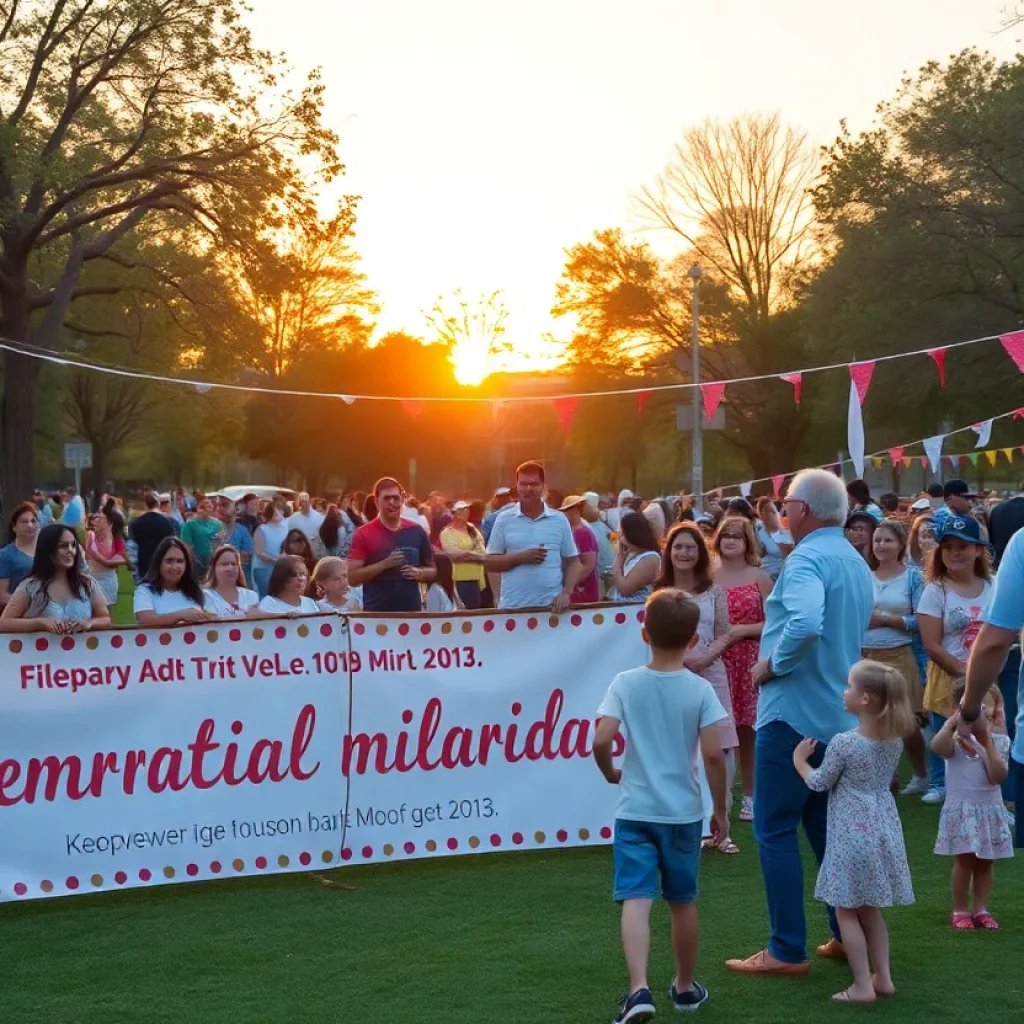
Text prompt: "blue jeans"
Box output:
[[928, 713, 947, 792], [753, 721, 840, 964], [1015, 760, 1024, 848], [252, 565, 272, 599], [999, 649, 1020, 803], [612, 819, 702, 904]]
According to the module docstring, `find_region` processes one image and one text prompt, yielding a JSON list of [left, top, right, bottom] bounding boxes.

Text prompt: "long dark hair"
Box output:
[[433, 551, 457, 604], [284, 528, 317, 575], [656, 521, 714, 595], [30, 524, 90, 599], [7, 501, 38, 544], [619, 511, 660, 554], [142, 537, 205, 605], [319, 506, 343, 550]]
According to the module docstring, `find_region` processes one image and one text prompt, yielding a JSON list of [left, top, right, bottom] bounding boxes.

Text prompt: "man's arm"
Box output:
[[764, 557, 825, 678], [348, 552, 404, 587], [552, 556, 584, 613]]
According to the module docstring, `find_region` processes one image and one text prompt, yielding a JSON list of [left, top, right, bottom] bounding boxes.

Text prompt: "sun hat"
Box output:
[[558, 494, 588, 511]]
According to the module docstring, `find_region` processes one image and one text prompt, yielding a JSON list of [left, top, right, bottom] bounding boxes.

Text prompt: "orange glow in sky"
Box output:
[[247, 0, 1018, 384]]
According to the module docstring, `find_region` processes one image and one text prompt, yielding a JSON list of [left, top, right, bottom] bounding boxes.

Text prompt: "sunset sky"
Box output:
[[248, 0, 1020, 381]]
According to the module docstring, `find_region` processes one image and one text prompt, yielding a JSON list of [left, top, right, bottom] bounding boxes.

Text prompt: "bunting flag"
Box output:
[[338, 394, 355, 405], [1020, 445, 1024, 456], [1000, 330, 1024, 373], [915, 456, 928, 467], [847, 377, 866, 477], [889, 446, 904, 466], [923, 434, 945, 472], [1002, 447, 1015, 463], [553, 396, 579, 434], [927, 348, 947, 387], [740, 481, 752, 498], [701, 381, 726, 422], [902, 456, 913, 469], [986, 450, 998, 467], [968, 452, 980, 467], [947, 454, 960, 469], [401, 400, 424, 420], [972, 420, 994, 448], [871, 457, 883, 469], [636, 390, 652, 415], [771, 474, 786, 496], [193, 383, 213, 394], [780, 372, 803, 407], [849, 361, 876, 405]]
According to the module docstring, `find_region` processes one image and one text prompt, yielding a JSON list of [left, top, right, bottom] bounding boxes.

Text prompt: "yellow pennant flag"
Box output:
[[986, 449, 998, 466], [1003, 447, 1014, 463], [902, 456, 913, 469], [871, 457, 883, 469]]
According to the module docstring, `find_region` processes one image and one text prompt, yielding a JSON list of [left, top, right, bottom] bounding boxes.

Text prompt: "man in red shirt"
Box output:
[[348, 477, 436, 612]]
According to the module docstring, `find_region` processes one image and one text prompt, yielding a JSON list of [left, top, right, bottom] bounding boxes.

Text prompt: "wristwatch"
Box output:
[[959, 700, 981, 724]]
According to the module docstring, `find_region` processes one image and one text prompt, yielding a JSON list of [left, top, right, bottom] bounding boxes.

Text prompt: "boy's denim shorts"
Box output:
[[612, 818, 702, 904]]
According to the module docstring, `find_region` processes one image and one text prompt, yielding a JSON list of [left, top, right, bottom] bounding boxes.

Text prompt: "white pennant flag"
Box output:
[[193, 382, 213, 394], [739, 481, 752, 498], [923, 434, 945, 472], [847, 377, 865, 477], [972, 419, 993, 448], [336, 394, 355, 405]]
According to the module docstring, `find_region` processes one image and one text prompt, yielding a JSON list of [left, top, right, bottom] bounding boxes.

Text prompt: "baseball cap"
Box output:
[[725, 497, 756, 518], [937, 515, 983, 544], [617, 488, 634, 504], [582, 490, 600, 510], [909, 497, 931, 512], [452, 500, 472, 511], [494, 486, 511, 496], [844, 510, 877, 530], [558, 494, 588, 511], [943, 478, 977, 500]]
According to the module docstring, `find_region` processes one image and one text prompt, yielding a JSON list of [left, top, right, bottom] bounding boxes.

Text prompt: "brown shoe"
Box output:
[[725, 949, 810, 975], [817, 938, 846, 960]]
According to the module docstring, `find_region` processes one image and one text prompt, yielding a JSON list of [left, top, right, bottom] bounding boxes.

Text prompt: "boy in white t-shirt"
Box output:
[[594, 588, 729, 1022]]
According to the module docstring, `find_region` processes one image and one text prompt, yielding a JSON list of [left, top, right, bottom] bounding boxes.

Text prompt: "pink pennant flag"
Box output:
[[917, 456, 929, 467], [401, 400, 424, 420], [1013, 408, 1024, 420], [889, 446, 904, 466], [927, 348, 947, 387], [553, 396, 579, 434], [780, 372, 803, 407], [848, 361, 876, 405], [771, 474, 786, 497], [636, 390, 652, 415], [701, 381, 726, 422], [1001, 330, 1024, 373]]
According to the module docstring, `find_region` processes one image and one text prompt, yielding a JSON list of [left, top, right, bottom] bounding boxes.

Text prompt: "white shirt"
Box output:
[[317, 596, 361, 613], [863, 569, 914, 649], [486, 503, 578, 609], [203, 587, 260, 619], [918, 579, 993, 664], [255, 521, 289, 560], [133, 585, 203, 618], [286, 508, 325, 541], [403, 505, 431, 533], [425, 583, 455, 612], [258, 595, 321, 615]]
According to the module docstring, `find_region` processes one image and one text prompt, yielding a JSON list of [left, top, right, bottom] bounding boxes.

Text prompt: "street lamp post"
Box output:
[[688, 265, 703, 514]]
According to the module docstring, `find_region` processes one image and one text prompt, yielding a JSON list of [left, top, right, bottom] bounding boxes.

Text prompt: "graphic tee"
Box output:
[[349, 518, 434, 612], [918, 580, 993, 664]]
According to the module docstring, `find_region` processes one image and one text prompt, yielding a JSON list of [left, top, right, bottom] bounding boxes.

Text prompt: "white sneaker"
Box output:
[[739, 796, 754, 822], [901, 776, 929, 797], [921, 788, 946, 805]]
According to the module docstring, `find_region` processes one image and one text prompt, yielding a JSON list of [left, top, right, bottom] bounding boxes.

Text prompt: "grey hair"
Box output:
[[788, 469, 849, 526]]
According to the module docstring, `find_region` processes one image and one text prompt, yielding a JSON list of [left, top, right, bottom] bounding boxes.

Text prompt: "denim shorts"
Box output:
[[612, 818, 702, 904]]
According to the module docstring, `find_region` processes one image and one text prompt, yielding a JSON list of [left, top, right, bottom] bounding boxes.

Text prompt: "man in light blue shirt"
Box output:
[[964, 524, 1024, 847], [727, 469, 872, 976], [485, 461, 582, 612]]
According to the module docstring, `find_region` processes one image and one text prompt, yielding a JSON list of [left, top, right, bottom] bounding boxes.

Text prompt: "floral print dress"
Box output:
[[805, 730, 915, 909]]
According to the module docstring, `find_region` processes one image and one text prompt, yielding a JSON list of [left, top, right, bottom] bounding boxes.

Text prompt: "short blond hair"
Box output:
[[851, 660, 915, 740]]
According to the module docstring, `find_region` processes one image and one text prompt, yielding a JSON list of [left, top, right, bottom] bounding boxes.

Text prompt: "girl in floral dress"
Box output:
[[712, 516, 773, 821], [793, 660, 915, 1004], [933, 679, 1013, 930]]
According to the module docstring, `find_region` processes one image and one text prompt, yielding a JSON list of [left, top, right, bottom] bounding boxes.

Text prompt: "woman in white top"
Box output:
[[861, 520, 929, 795], [134, 537, 214, 626], [311, 557, 361, 612], [252, 503, 289, 599], [203, 545, 260, 620], [918, 515, 994, 805], [609, 512, 662, 602], [425, 552, 460, 612], [257, 555, 320, 616]]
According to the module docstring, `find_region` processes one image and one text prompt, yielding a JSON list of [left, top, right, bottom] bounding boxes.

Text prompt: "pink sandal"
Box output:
[[951, 912, 975, 931], [972, 912, 999, 930]]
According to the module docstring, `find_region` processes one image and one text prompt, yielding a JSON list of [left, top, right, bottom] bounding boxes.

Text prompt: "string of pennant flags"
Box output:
[[0, 328, 1022, 428]]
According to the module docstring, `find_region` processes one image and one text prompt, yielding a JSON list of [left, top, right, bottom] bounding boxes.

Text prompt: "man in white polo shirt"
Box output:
[[287, 492, 325, 540], [485, 461, 583, 613]]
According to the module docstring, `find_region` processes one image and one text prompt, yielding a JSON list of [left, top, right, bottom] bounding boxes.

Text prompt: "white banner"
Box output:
[[339, 607, 648, 864], [0, 617, 345, 901]]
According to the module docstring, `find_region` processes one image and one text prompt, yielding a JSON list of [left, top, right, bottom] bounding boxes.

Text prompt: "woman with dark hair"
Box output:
[[467, 500, 486, 529], [845, 510, 878, 567], [362, 494, 378, 522], [0, 524, 108, 633], [655, 521, 740, 854], [347, 491, 367, 529], [252, 501, 288, 599], [609, 511, 661, 602], [847, 478, 883, 522], [257, 555, 320, 616], [283, 528, 317, 580], [203, 545, 260, 619], [314, 505, 353, 560], [134, 537, 212, 626], [425, 551, 459, 612], [918, 516, 994, 805], [102, 495, 126, 539], [0, 501, 40, 607], [86, 510, 127, 608]]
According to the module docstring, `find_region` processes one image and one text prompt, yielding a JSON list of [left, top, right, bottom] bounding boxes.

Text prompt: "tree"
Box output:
[[0, 0, 340, 505], [637, 113, 818, 324], [424, 290, 512, 385]]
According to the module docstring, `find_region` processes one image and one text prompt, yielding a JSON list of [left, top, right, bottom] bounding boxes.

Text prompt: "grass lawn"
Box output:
[[9, 572, 1012, 1022]]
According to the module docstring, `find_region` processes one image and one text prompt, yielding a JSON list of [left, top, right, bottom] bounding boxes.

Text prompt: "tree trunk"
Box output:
[[90, 442, 108, 512]]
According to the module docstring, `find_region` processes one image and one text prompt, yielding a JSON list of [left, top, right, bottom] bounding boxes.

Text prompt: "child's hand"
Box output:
[[709, 810, 729, 846], [793, 738, 817, 765], [604, 768, 621, 785]]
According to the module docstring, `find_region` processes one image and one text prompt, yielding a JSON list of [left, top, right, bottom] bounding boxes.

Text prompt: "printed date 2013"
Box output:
[[325, 646, 481, 674]]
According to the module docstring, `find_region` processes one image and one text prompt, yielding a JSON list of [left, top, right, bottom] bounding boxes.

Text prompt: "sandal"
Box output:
[[951, 912, 975, 931], [717, 837, 740, 855], [972, 911, 999, 930], [832, 988, 876, 1004]]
